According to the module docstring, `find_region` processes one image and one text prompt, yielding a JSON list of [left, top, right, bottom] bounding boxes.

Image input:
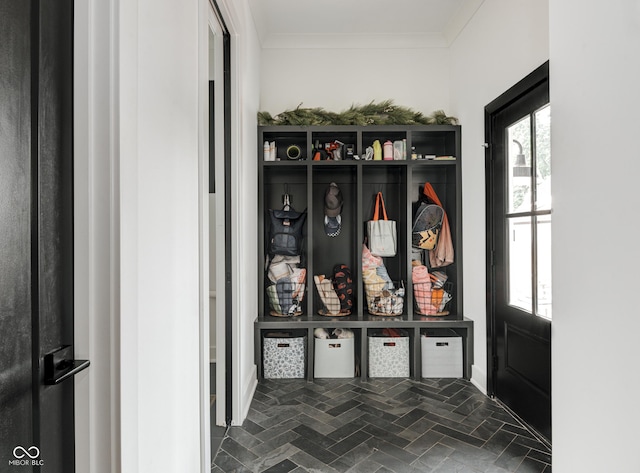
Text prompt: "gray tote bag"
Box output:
[[367, 192, 397, 257]]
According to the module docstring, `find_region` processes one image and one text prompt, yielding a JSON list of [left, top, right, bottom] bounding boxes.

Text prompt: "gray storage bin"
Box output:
[[314, 337, 355, 378], [263, 332, 306, 378], [421, 329, 462, 378], [368, 330, 410, 377]]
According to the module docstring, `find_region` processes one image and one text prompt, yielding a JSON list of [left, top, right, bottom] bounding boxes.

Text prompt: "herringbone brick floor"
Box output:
[[212, 378, 551, 472]]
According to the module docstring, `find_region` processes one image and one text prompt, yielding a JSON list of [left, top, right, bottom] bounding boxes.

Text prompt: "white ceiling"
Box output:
[[248, 0, 485, 49]]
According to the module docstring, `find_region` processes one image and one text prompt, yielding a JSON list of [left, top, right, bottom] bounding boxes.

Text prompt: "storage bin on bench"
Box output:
[[314, 336, 355, 378], [421, 328, 462, 378], [263, 331, 307, 379], [368, 329, 410, 378]]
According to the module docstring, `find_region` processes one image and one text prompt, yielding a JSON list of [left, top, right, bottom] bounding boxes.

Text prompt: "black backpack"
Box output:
[[268, 195, 306, 256]]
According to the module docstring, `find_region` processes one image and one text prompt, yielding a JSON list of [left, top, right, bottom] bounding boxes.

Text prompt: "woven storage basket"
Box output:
[[413, 281, 453, 316], [267, 280, 305, 317], [364, 281, 404, 316]]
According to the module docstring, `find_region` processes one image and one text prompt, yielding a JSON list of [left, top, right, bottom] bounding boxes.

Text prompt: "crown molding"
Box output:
[[261, 32, 448, 49]]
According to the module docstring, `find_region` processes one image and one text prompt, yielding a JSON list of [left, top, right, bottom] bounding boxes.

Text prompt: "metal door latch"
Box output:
[[44, 345, 90, 385]]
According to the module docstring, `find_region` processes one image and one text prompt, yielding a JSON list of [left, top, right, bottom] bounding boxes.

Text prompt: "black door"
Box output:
[[486, 63, 552, 442], [1, 1, 83, 471]]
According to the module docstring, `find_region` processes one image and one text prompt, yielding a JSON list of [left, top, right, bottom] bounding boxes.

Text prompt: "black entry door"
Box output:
[[1, 1, 79, 471], [486, 63, 551, 442]]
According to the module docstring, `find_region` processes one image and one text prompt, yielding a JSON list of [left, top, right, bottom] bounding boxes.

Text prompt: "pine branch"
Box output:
[[257, 101, 459, 126]]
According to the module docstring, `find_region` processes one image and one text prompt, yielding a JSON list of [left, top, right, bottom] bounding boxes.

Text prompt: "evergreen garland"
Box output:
[[257, 100, 458, 126]]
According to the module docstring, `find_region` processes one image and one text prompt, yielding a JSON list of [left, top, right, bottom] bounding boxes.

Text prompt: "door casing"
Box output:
[[485, 62, 551, 443]]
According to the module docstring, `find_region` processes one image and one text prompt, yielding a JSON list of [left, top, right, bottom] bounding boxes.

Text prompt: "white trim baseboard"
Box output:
[[234, 365, 258, 427], [471, 365, 488, 395]]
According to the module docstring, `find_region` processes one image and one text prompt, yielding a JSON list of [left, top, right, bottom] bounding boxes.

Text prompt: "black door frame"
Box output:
[[209, 0, 233, 426], [485, 61, 550, 397], [222, 25, 233, 428]]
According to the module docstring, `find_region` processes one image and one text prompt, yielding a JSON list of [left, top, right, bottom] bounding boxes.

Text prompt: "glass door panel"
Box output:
[[536, 215, 552, 319], [535, 105, 551, 211], [507, 116, 532, 214], [508, 216, 532, 312]]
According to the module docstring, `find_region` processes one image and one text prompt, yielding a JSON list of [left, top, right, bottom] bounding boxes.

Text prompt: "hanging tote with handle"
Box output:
[[367, 192, 397, 257]]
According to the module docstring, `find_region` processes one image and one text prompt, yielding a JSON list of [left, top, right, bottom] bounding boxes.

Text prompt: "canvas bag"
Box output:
[[367, 192, 397, 257], [268, 194, 306, 256]]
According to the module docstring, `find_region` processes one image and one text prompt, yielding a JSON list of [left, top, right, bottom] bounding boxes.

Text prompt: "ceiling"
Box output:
[[248, 0, 485, 49]]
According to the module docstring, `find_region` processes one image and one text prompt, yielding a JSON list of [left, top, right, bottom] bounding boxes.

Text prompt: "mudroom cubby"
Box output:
[[255, 124, 473, 382], [311, 165, 360, 315]]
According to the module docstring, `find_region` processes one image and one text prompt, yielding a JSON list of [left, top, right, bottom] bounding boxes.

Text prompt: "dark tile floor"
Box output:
[[211, 378, 550, 473]]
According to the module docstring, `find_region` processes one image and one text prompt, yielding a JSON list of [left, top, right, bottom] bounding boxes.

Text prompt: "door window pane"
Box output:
[[507, 116, 531, 214], [504, 106, 552, 320], [535, 105, 551, 211], [536, 215, 552, 319], [508, 216, 532, 312]]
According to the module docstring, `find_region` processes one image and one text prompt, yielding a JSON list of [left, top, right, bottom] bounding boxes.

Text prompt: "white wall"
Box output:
[[550, 1, 640, 470], [260, 48, 450, 116], [74, 1, 116, 472], [118, 0, 202, 470], [449, 0, 549, 391]]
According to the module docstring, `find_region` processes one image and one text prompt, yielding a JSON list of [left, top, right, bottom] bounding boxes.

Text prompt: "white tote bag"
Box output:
[[367, 192, 397, 257]]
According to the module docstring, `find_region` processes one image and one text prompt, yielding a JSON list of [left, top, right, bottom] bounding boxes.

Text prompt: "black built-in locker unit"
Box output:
[[256, 125, 473, 381]]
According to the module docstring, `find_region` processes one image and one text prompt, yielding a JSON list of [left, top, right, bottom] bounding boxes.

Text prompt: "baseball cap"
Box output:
[[324, 182, 343, 237]]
